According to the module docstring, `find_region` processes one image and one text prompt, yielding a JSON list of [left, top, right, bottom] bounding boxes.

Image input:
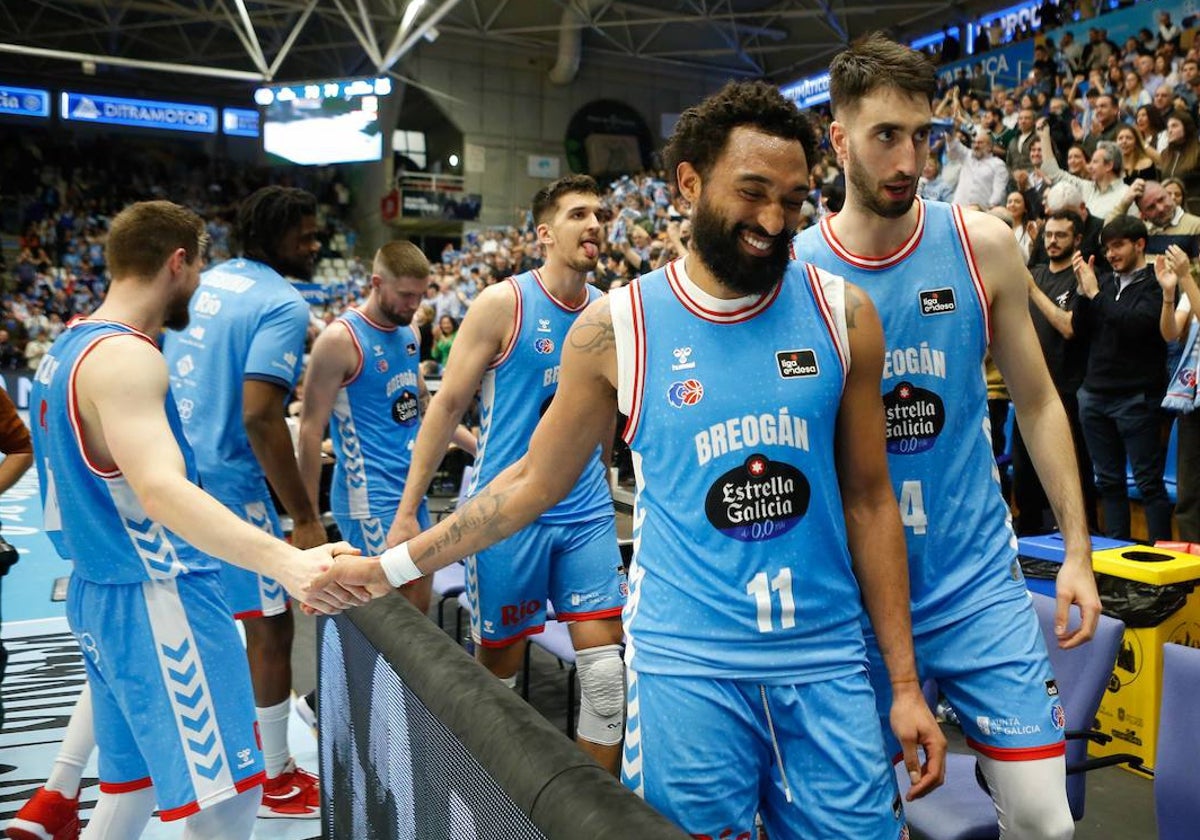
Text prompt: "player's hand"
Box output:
[[290, 518, 328, 550], [282, 542, 366, 615], [386, 512, 423, 548], [1054, 557, 1101, 649], [889, 681, 946, 800], [313, 556, 393, 603]]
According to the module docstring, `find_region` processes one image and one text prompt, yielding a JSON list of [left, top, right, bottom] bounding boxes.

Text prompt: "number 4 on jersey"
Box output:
[[899, 480, 927, 535]]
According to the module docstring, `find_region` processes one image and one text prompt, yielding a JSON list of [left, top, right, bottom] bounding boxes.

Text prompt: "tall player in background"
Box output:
[[386, 175, 627, 774], [321, 81, 945, 838], [161, 186, 327, 819], [298, 239, 474, 613], [798, 34, 1100, 839], [17, 201, 355, 840]]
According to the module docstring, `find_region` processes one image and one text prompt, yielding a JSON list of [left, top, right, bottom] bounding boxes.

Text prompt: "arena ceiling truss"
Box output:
[[0, 0, 1012, 97]]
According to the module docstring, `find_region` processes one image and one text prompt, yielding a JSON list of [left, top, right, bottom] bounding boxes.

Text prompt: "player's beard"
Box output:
[[165, 291, 192, 331], [690, 194, 792, 297], [846, 154, 917, 220]]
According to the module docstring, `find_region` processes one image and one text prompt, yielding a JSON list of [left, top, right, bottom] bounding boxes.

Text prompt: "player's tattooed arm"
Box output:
[[412, 484, 513, 566]]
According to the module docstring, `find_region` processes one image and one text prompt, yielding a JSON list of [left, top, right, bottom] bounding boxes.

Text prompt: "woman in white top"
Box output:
[[1005, 191, 1036, 265]]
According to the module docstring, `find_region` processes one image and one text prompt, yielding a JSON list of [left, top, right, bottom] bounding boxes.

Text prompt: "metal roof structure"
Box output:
[[0, 0, 1031, 99]]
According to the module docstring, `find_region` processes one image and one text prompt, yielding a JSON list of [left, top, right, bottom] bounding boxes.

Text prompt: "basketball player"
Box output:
[[385, 175, 627, 775], [797, 34, 1101, 839], [21, 201, 355, 840], [161, 186, 327, 817], [7, 189, 332, 837], [298, 240, 474, 613], [324, 81, 946, 838]]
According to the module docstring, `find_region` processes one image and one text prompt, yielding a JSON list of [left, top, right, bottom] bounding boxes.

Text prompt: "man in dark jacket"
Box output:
[[1074, 215, 1173, 540]]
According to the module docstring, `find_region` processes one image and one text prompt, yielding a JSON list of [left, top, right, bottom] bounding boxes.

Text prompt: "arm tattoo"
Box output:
[[413, 485, 513, 565], [418, 384, 430, 418], [569, 317, 615, 354]]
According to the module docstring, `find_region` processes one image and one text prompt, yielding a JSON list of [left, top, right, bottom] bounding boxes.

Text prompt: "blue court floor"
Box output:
[[1, 461, 319, 839]]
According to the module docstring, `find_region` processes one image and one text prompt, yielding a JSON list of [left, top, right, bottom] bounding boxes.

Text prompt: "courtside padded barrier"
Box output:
[[319, 595, 687, 839]]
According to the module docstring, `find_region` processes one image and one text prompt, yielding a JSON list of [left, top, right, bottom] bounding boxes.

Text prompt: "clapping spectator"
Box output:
[[1160, 110, 1200, 179], [431, 315, 459, 369], [1136, 104, 1170, 154], [1116, 125, 1161, 184]]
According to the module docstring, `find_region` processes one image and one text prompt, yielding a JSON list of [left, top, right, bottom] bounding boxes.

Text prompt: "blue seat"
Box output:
[[1126, 418, 1177, 503], [431, 562, 466, 631], [898, 593, 1128, 839], [1156, 643, 1200, 840]]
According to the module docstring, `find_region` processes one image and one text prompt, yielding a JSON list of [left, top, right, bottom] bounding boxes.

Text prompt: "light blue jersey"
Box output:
[[611, 258, 866, 682], [798, 199, 1025, 633], [469, 270, 611, 525], [162, 258, 309, 506], [31, 320, 219, 584], [328, 308, 423, 519]]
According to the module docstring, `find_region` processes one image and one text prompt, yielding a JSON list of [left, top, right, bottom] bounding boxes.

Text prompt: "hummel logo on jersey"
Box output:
[[283, 351, 298, 371], [775, 349, 819, 378], [919, 287, 956, 315], [671, 346, 695, 370], [537, 318, 552, 333], [373, 344, 385, 356], [188, 326, 205, 341]]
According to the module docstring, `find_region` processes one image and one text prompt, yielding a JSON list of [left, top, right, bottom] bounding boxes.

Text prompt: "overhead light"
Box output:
[[400, 0, 426, 34], [423, 26, 439, 43], [449, 153, 459, 166]]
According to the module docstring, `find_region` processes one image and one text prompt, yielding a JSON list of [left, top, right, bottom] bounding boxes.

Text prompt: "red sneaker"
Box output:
[[258, 759, 320, 819], [5, 787, 80, 840]]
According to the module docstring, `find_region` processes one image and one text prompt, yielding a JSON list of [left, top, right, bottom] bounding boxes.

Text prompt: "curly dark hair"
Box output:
[[531, 174, 602, 225], [235, 185, 317, 263], [662, 80, 816, 189], [829, 32, 937, 117]]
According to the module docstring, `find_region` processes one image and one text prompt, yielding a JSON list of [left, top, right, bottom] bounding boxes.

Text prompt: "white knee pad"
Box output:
[[976, 753, 1075, 840], [575, 644, 626, 746]]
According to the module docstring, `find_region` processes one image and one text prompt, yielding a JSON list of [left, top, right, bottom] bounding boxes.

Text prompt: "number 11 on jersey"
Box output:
[[747, 568, 796, 633]]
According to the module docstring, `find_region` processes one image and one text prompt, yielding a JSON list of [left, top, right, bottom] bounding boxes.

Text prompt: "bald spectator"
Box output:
[[1108, 179, 1200, 259], [945, 126, 1008, 207]]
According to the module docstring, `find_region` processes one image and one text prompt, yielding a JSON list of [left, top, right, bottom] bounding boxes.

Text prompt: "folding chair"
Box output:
[[1155, 643, 1200, 840]]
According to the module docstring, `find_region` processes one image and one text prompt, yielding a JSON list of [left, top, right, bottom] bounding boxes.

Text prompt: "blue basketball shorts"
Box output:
[[220, 499, 288, 620], [333, 501, 430, 556], [621, 668, 907, 839], [869, 593, 1066, 762], [68, 571, 264, 820], [465, 514, 626, 647]]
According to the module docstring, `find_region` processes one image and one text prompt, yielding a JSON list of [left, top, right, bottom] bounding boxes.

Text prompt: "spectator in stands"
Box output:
[[1116, 124, 1161, 183], [946, 124, 1008, 207], [1029, 180, 1112, 274], [430, 315, 458, 368], [1120, 70, 1152, 119], [1136, 53, 1167, 101], [1160, 110, 1200, 180], [1080, 93, 1121, 156], [1112, 180, 1200, 263], [0, 330, 23, 370], [1006, 191, 1037, 264], [1159, 10, 1182, 49], [918, 155, 954, 203], [23, 330, 51, 371], [1066, 143, 1090, 177], [1040, 121, 1127, 220], [1006, 108, 1039, 176], [1075, 215, 1173, 542], [1163, 176, 1188, 209], [1153, 83, 1178, 119], [1017, 209, 1098, 535], [1136, 104, 1170, 153]]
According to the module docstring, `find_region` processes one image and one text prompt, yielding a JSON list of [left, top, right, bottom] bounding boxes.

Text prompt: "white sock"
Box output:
[[182, 788, 259, 840], [257, 698, 293, 778], [46, 683, 95, 797], [80, 786, 156, 839]]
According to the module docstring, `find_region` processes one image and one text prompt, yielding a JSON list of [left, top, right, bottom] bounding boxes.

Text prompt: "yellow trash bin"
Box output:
[[1089, 546, 1200, 776]]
